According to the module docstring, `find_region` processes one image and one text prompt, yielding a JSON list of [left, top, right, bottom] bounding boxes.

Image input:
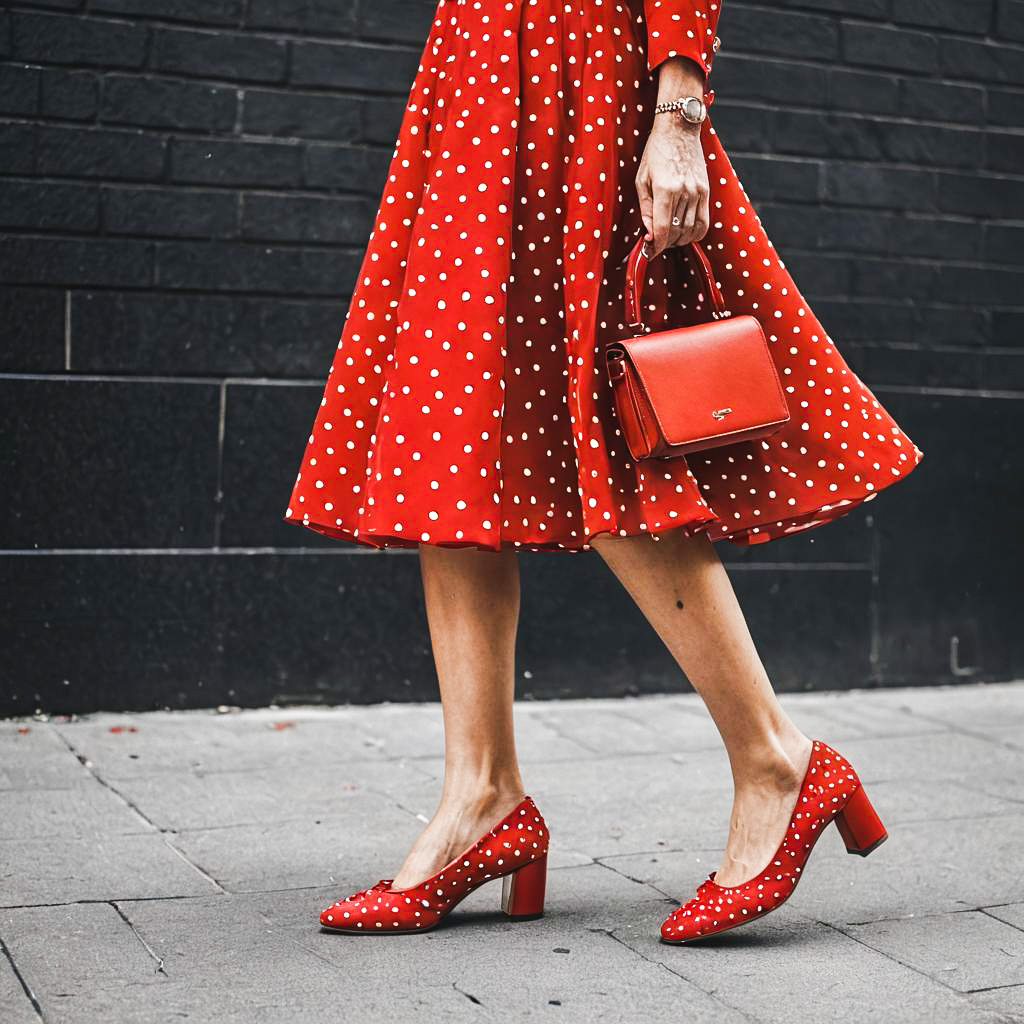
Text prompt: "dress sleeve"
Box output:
[[643, 1, 722, 81]]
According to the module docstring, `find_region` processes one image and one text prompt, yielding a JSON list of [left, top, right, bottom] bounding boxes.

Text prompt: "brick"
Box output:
[[291, 40, 420, 92], [39, 67, 99, 119], [359, 0, 449, 45], [892, 0, 993, 34], [359, 96, 406, 146], [828, 68, 899, 115], [999, 1, 1024, 42], [842, 23, 938, 74], [772, 109, 885, 160], [939, 36, 1024, 85], [101, 74, 237, 132], [0, 124, 36, 174], [936, 264, 1024, 307], [0, 287, 65, 372], [0, 236, 153, 287], [240, 192, 372, 243], [987, 132, 1024, 173], [71, 291, 342, 375], [11, 12, 147, 68], [169, 138, 303, 187], [155, 241, 360, 295], [152, 26, 287, 83], [985, 223, 1024, 265], [0, 64, 40, 116], [0, 180, 99, 231], [721, 8, 839, 60], [242, 88, 360, 141], [825, 162, 937, 210], [818, 208, 982, 262], [878, 122, 985, 170], [102, 185, 238, 238], [91, 0, 243, 25], [992, 311, 1024, 346], [711, 54, 828, 107], [11, 1, 84, 8], [304, 143, 386, 191], [772, 0, 886, 12], [853, 257, 942, 302], [246, 0, 358, 35], [899, 79, 985, 123], [988, 89, 1024, 127], [938, 172, 1023, 217], [728, 155, 821, 203], [35, 125, 166, 181]]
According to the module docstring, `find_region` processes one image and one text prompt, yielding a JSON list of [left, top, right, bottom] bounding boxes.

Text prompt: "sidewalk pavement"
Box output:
[[3, 682, 1024, 1024]]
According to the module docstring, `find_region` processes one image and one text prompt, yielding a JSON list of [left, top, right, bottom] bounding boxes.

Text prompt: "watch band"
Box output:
[[653, 95, 707, 124]]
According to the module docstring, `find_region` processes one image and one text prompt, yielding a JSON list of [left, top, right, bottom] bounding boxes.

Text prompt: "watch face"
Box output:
[[683, 97, 703, 122]]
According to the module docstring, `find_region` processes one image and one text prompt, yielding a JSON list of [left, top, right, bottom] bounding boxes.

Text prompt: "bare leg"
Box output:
[[391, 544, 526, 888], [590, 529, 813, 887]]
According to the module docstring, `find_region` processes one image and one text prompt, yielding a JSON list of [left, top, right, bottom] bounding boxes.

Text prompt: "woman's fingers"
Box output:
[[652, 186, 677, 256]]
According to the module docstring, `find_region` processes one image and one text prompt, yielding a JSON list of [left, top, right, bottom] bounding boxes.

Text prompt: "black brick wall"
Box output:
[[2, 0, 1023, 715]]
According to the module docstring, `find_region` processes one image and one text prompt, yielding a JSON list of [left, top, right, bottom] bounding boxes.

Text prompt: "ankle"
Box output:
[[730, 729, 811, 792], [438, 777, 525, 814]]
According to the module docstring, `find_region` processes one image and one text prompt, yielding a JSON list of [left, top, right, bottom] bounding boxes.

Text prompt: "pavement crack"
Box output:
[[452, 981, 485, 1007], [593, 857, 679, 904], [0, 933, 45, 1021], [110, 902, 167, 977]]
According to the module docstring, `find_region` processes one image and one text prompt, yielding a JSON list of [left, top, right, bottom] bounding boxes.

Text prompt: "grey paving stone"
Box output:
[[846, 910, 1024, 993], [118, 892, 484, 1023], [530, 752, 733, 861], [0, 954, 37, 1024], [168, 789, 426, 893], [965, 984, 1024, 1022], [0, 834, 220, 907], [1, 783, 152, 839], [53, 708, 392, 779], [0, 722, 93, 791], [107, 758, 428, 830], [985, 902, 1024, 931], [610, 902, 1005, 1024], [1, 903, 167, 1006]]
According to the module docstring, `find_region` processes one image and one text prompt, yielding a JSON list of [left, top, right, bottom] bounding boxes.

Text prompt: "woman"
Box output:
[[285, 0, 922, 941]]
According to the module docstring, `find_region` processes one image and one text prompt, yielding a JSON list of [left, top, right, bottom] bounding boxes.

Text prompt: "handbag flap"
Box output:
[[619, 315, 788, 447]]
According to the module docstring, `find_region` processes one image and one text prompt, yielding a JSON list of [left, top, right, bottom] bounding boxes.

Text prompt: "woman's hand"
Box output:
[[636, 57, 711, 256]]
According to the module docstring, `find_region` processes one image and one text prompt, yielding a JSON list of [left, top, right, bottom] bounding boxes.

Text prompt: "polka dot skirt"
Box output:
[[284, 0, 924, 553]]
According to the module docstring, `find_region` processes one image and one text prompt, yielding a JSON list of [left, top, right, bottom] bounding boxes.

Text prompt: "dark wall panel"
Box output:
[[1, 0, 1022, 714]]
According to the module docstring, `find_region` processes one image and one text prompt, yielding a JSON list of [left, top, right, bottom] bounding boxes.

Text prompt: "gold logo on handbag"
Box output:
[[605, 234, 791, 461]]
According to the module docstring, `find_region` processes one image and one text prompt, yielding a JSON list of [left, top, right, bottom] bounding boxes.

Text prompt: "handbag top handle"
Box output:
[[623, 234, 730, 333]]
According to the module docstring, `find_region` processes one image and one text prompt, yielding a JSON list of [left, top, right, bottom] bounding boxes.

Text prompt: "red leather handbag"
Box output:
[[606, 236, 790, 461]]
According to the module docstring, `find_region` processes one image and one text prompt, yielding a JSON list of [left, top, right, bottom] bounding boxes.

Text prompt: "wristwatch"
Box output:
[[653, 95, 707, 124]]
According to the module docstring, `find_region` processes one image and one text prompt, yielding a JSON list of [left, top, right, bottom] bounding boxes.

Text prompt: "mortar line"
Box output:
[[0, 934, 45, 1021]]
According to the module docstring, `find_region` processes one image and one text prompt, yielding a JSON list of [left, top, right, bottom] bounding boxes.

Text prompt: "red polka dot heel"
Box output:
[[320, 796, 549, 934], [660, 740, 887, 944]]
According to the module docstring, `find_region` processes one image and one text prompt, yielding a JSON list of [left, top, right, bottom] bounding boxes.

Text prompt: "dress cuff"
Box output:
[[644, 2, 721, 80]]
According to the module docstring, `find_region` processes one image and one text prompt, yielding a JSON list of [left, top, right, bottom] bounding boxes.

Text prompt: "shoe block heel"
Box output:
[[834, 785, 888, 857], [501, 853, 547, 920]]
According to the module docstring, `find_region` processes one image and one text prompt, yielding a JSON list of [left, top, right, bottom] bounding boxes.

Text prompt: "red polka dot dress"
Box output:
[[284, 0, 923, 552]]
